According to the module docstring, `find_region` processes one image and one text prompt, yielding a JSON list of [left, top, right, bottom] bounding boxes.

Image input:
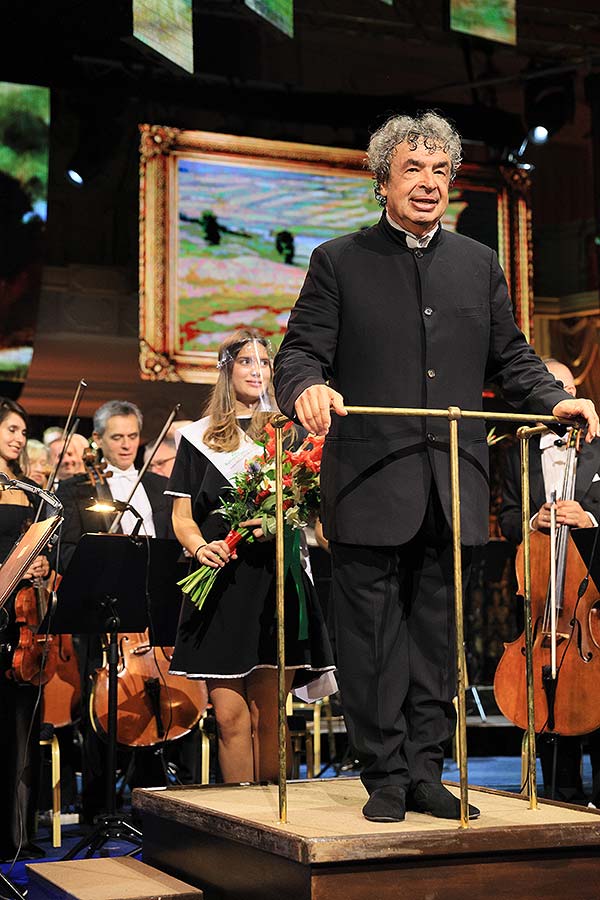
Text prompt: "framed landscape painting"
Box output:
[[139, 126, 532, 382]]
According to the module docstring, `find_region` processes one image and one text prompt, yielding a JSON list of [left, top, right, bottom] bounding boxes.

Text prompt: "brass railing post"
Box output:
[[517, 423, 549, 810], [448, 407, 469, 828], [274, 418, 287, 824]]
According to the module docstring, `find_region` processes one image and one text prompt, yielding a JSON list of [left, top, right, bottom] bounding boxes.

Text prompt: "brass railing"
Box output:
[[274, 405, 575, 827]]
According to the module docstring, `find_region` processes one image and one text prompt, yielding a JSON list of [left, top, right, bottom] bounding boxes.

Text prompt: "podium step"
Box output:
[[26, 856, 203, 900]]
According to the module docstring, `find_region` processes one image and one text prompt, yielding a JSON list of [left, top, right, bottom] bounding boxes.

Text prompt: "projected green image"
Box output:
[[451, 0, 516, 46], [0, 82, 49, 384], [133, 0, 194, 73], [245, 0, 294, 38]]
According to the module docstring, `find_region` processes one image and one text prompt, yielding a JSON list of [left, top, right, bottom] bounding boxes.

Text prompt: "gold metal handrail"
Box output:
[[274, 405, 576, 826]]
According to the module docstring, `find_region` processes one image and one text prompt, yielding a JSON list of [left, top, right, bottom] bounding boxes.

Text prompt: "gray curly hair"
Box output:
[[367, 111, 463, 207]]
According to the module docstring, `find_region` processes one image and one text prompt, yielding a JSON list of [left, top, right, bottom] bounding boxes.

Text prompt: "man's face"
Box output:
[[50, 437, 87, 478], [379, 139, 451, 237], [94, 414, 140, 471], [148, 448, 176, 478]]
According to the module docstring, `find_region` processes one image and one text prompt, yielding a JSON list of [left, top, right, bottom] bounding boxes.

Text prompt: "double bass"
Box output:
[[494, 427, 600, 736]]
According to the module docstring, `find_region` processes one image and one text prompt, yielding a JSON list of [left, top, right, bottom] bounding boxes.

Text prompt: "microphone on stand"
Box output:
[[0, 471, 64, 511]]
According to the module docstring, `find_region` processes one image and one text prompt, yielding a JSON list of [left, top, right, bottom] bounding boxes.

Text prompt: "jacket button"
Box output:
[[427, 368, 436, 378], [415, 249, 424, 258], [427, 433, 436, 442], [424, 307, 433, 317]]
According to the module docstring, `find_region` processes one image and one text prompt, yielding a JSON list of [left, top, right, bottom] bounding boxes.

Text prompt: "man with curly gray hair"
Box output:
[[274, 110, 598, 825], [367, 110, 462, 205]]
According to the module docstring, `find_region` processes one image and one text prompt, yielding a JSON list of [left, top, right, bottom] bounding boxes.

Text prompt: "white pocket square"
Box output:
[[593, 473, 600, 482]]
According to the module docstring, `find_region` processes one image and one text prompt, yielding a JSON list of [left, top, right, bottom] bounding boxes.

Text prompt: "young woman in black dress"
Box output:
[[167, 330, 335, 783], [0, 398, 49, 860]]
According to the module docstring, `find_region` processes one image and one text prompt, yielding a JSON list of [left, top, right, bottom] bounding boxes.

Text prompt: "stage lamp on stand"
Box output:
[[524, 70, 575, 141], [508, 123, 549, 169], [86, 499, 144, 536]]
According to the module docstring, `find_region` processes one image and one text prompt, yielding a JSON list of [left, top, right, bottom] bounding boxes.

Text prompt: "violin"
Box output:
[[494, 427, 600, 736], [8, 380, 87, 694], [9, 572, 57, 686]]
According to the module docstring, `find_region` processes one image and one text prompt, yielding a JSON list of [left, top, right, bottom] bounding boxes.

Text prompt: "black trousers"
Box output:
[[330, 486, 471, 794]]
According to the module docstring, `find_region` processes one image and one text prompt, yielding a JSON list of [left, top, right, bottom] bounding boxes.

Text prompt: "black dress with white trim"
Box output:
[[166, 419, 335, 685]]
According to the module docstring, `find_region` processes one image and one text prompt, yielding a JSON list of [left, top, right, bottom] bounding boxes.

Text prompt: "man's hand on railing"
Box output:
[[552, 398, 600, 443], [295, 385, 347, 436]]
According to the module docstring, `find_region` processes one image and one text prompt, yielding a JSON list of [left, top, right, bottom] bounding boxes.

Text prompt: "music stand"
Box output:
[[0, 515, 62, 611], [48, 533, 150, 858], [45, 533, 186, 859]]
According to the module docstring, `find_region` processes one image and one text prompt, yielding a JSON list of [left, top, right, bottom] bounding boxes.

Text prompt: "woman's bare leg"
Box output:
[[245, 668, 295, 782], [208, 678, 254, 783]]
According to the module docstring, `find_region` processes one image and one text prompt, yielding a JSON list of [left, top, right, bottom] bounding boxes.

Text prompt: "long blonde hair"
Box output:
[[203, 329, 276, 452]]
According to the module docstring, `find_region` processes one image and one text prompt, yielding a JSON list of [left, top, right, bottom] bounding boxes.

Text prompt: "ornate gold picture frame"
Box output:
[[139, 125, 532, 382]]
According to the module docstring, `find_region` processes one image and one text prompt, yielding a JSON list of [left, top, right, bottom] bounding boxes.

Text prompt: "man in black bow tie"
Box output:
[[57, 400, 172, 560]]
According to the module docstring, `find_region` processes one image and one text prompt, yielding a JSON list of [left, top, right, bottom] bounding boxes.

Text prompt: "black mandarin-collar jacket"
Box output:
[[274, 214, 570, 547]]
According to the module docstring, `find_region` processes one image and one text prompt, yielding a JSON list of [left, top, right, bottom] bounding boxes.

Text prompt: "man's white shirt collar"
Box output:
[[385, 213, 440, 249]]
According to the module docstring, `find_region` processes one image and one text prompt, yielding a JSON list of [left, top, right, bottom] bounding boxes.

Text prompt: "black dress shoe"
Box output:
[[362, 786, 406, 823], [407, 782, 480, 820]]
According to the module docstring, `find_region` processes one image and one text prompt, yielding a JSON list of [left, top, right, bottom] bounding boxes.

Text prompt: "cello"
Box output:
[[90, 636, 207, 747], [86, 407, 208, 748], [494, 426, 600, 736]]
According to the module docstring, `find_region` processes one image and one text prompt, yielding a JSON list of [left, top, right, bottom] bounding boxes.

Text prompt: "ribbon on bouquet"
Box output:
[[283, 525, 308, 641]]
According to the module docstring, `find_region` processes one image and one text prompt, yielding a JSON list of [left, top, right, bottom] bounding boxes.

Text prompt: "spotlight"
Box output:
[[66, 168, 84, 187], [530, 125, 549, 145], [524, 70, 575, 140], [64, 119, 106, 188]]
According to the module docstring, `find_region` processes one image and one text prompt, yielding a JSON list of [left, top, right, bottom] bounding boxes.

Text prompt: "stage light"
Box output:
[[524, 71, 575, 140], [530, 125, 549, 145], [64, 121, 106, 188], [66, 168, 84, 186]]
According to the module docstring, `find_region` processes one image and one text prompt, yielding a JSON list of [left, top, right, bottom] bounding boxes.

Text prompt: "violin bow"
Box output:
[[33, 379, 88, 524]]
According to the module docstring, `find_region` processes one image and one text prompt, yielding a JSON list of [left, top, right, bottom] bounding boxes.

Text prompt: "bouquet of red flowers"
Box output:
[[178, 424, 324, 613]]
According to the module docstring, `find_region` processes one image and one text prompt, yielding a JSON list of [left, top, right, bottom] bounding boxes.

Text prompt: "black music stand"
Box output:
[[46, 533, 151, 859]]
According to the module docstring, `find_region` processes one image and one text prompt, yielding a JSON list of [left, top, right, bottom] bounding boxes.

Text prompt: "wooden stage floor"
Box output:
[[135, 779, 600, 900]]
